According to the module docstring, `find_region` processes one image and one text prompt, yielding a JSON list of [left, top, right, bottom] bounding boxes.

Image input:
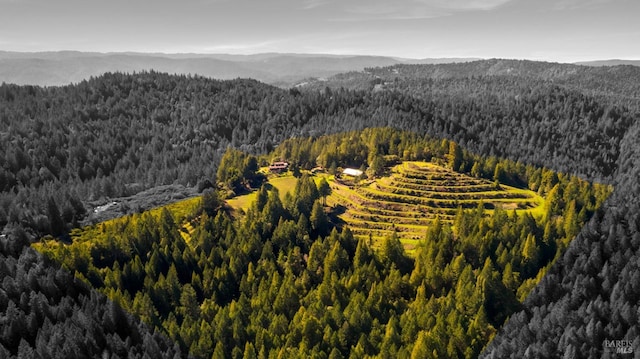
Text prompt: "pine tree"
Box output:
[[317, 178, 331, 206], [47, 196, 65, 236], [179, 284, 200, 321], [243, 342, 257, 359], [471, 162, 482, 178], [310, 200, 329, 234], [411, 331, 431, 359], [563, 200, 580, 239], [447, 141, 463, 171]]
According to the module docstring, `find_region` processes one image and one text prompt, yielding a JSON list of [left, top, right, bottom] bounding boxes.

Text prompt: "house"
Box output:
[[269, 161, 289, 173], [342, 168, 363, 177]]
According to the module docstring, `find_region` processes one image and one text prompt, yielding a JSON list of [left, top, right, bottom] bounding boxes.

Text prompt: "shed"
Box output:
[[342, 168, 363, 177]]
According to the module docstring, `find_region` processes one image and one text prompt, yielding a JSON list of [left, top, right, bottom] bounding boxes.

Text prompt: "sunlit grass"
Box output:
[[226, 191, 259, 212], [331, 161, 545, 252], [270, 176, 299, 201], [222, 162, 547, 254], [226, 175, 300, 212]]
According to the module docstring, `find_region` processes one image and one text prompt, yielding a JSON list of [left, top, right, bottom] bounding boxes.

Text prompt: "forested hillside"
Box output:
[[0, 246, 183, 358], [1, 60, 640, 357], [1, 68, 632, 240], [32, 128, 610, 358], [481, 120, 640, 358], [308, 59, 640, 109], [309, 60, 640, 357]]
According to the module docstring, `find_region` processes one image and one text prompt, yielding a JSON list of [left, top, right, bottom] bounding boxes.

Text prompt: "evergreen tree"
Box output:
[[447, 141, 462, 171], [310, 200, 329, 235], [317, 178, 331, 206], [46, 197, 65, 236]]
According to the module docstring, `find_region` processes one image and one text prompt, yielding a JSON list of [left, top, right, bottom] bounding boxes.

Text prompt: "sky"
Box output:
[[0, 0, 638, 62]]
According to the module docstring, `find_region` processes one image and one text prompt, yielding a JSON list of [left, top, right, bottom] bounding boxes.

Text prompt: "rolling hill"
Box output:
[[300, 58, 640, 108], [576, 59, 640, 67], [0, 51, 480, 87]]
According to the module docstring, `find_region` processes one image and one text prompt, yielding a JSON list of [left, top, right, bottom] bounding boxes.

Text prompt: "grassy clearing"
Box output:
[[270, 176, 299, 200], [226, 192, 259, 212], [332, 161, 544, 250], [223, 162, 545, 253], [226, 174, 300, 212]]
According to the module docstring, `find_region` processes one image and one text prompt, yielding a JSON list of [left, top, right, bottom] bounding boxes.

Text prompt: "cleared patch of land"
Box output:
[[82, 184, 200, 226], [329, 162, 543, 248], [228, 161, 544, 252], [227, 175, 298, 212]]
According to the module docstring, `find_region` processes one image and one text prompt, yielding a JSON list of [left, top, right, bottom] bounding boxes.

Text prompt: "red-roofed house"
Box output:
[[269, 161, 289, 173]]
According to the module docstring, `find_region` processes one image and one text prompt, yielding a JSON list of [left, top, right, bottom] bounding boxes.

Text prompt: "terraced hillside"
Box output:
[[327, 162, 544, 249]]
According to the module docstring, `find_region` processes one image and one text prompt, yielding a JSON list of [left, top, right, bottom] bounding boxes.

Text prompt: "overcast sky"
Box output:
[[0, 0, 638, 62]]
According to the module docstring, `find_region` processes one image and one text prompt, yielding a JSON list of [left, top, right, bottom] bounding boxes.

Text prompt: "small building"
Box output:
[[342, 168, 363, 177], [269, 161, 289, 173]]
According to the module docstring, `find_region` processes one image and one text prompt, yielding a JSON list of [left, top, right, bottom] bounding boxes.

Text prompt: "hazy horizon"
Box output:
[[0, 50, 637, 65], [1, 0, 638, 64]]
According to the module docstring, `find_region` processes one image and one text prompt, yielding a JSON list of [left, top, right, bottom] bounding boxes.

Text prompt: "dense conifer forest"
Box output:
[[1, 59, 640, 357], [32, 129, 610, 358]]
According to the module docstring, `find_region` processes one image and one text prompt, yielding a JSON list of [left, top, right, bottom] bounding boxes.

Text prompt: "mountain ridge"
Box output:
[[0, 51, 479, 86], [4, 51, 636, 88]]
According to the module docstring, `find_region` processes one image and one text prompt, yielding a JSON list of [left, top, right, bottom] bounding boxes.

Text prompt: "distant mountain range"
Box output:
[[0, 51, 481, 87], [576, 59, 640, 67], [1, 51, 638, 87]]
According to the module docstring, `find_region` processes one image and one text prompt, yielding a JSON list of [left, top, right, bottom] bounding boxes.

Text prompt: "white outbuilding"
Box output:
[[342, 168, 364, 177]]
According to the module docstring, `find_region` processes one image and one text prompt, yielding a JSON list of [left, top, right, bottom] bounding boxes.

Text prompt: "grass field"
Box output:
[[226, 162, 545, 253], [226, 175, 299, 212], [327, 162, 544, 250]]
